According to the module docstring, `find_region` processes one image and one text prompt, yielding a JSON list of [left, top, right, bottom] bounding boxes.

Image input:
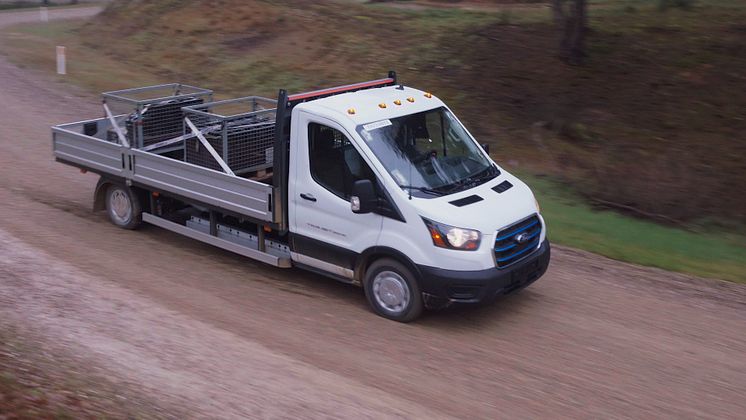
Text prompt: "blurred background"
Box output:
[[1, 2, 745, 419], [0, 0, 744, 281]]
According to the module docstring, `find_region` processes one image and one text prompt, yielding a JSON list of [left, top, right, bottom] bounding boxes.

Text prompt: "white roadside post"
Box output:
[[56, 46, 66, 75], [40, 6, 49, 23]]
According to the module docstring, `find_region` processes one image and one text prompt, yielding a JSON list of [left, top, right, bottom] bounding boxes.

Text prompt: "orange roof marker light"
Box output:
[[407, 97, 415, 103], [394, 99, 402, 106], [347, 108, 356, 115], [424, 92, 433, 98], [379, 103, 387, 109]]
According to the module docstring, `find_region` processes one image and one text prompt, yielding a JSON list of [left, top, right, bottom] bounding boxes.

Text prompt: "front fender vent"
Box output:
[[492, 181, 513, 194], [449, 195, 483, 207]]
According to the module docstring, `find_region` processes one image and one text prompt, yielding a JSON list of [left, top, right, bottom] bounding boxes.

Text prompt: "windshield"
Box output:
[[356, 106, 498, 198]]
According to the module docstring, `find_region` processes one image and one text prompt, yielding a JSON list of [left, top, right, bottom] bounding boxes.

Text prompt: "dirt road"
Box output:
[[1, 7, 745, 419]]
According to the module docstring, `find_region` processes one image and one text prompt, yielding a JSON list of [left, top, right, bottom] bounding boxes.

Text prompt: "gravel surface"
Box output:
[[0, 7, 745, 419]]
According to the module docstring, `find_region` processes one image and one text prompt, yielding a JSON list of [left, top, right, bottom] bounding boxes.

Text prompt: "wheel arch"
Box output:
[[93, 177, 148, 212], [354, 246, 423, 287], [93, 177, 114, 211]]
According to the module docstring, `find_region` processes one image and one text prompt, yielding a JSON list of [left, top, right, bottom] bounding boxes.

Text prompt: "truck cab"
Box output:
[[51, 74, 550, 322], [286, 84, 550, 321]]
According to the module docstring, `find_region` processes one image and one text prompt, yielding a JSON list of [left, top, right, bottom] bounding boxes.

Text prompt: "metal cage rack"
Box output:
[[102, 83, 214, 149], [182, 96, 277, 175]]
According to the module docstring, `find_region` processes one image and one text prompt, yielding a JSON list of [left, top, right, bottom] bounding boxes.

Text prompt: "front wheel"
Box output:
[[105, 184, 142, 230], [364, 258, 423, 322]]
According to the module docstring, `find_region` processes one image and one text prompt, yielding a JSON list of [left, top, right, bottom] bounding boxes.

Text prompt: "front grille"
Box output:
[[494, 214, 542, 268]]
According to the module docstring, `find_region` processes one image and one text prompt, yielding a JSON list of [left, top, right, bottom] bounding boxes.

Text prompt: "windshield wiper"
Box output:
[[467, 166, 499, 185], [442, 166, 500, 194], [398, 185, 445, 196]]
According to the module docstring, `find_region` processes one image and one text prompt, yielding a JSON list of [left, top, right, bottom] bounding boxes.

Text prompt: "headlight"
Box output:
[[423, 219, 481, 251], [447, 228, 480, 248]]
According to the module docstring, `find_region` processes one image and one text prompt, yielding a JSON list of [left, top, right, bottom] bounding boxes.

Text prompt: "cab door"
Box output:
[[288, 112, 383, 279]]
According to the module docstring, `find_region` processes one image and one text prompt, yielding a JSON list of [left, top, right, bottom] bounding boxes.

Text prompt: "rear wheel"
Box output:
[[364, 258, 423, 322], [105, 184, 142, 229]]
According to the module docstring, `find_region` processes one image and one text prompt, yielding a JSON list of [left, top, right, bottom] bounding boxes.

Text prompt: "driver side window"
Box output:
[[308, 123, 377, 200]]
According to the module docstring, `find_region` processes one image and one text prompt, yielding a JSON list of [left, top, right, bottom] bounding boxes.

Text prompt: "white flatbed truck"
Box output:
[[51, 73, 550, 322]]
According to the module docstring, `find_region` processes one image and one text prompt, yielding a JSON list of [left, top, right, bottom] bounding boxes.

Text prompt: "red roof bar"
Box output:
[[288, 77, 395, 102]]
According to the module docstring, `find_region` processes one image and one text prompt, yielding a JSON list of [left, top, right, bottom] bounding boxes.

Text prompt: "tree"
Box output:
[[553, 0, 588, 65]]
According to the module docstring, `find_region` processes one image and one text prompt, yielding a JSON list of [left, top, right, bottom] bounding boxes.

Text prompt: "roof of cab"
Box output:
[[294, 85, 445, 126]]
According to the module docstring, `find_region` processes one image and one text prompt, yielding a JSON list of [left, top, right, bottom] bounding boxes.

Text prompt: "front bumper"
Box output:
[[418, 239, 550, 309]]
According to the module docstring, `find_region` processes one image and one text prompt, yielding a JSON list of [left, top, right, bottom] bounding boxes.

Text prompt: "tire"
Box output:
[[105, 184, 142, 230], [364, 258, 423, 322]]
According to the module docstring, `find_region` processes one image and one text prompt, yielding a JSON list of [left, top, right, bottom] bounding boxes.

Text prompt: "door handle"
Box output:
[[300, 193, 317, 202]]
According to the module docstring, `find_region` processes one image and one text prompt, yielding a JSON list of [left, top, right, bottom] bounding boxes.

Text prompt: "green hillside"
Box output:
[[1, 0, 744, 281], [78, 0, 746, 225]]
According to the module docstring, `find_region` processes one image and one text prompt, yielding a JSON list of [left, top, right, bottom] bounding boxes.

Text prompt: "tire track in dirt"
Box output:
[[0, 228, 449, 419]]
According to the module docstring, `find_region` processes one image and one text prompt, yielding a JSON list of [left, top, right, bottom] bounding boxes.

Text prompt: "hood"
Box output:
[[404, 170, 539, 236]]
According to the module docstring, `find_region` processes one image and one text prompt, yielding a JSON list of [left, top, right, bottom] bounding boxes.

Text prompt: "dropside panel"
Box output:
[[52, 127, 126, 177], [131, 149, 274, 222]]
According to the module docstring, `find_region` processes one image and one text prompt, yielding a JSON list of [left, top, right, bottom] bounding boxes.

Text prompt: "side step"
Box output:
[[142, 213, 292, 268]]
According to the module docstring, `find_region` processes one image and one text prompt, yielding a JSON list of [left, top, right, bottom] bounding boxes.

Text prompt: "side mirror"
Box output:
[[480, 143, 490, 155], [351, 179, 377, 214]]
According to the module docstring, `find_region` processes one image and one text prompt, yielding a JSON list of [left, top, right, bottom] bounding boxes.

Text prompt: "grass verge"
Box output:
[[0, 15, 743, 283], [524, 172, 745, 283]]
